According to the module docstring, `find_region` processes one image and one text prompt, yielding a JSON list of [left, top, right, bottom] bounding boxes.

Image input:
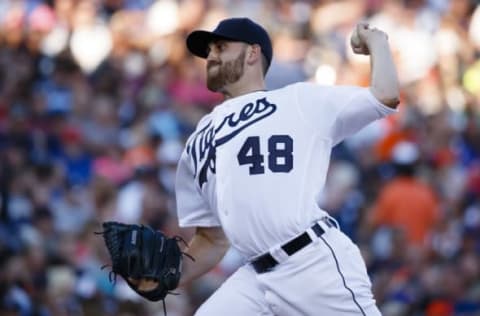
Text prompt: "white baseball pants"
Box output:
[[194, 223, 382, 316]]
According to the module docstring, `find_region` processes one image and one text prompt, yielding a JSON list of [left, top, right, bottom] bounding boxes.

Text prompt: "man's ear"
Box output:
[[246, 44, 261, 65]]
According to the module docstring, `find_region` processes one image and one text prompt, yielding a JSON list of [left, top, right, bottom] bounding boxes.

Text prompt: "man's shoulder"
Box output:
[[196, 111, 215, 126], [275, 81, 315, 91], [279, 81, 333, 94], [257, 82, 319, 99]]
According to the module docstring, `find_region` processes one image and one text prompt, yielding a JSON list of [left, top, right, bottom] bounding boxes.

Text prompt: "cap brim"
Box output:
[[186, 30, 232, 59]]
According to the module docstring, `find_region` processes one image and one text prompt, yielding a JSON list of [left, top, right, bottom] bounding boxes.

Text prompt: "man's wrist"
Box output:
[[366, 36, 389, 52]]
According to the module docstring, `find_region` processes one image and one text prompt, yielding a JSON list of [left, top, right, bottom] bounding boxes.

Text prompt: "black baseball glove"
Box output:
[[97, 221, 188, 304]]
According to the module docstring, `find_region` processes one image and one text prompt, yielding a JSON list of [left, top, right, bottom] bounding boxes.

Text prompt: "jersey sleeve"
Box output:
[[175, 147, 221, 228], [296, 82, 397, 146]]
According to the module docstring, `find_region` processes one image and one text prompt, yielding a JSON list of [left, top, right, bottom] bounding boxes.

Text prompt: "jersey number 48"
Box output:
[[237, 135, 293, 175]]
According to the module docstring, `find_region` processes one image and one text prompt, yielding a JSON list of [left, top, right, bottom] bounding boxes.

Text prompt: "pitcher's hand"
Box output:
[[128, 278, 160, 292], [351, 22, 389, 55]]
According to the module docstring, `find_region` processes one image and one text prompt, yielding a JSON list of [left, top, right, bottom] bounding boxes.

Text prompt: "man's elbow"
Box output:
[[379, 96, 400, 108], [370, 87, 400, 109], [196, 226, 230, 249]]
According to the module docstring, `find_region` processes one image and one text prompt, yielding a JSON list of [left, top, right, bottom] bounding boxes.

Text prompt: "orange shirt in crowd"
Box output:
[[370, 177, 440, 246]]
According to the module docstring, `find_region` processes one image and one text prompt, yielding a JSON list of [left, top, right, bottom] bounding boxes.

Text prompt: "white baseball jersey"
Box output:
[[176, 82, 395, 259]]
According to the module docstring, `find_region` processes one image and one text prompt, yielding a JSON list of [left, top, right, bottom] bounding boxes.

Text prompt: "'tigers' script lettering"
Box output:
[[186, 97, 277, 187]]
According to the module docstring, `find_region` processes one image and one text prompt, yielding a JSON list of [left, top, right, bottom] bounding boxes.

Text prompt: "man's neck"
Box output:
[[221, 77, 266, 99]]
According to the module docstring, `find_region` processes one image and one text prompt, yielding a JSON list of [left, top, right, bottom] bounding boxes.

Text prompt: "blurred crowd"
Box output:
[[0, 0, 479, 315]]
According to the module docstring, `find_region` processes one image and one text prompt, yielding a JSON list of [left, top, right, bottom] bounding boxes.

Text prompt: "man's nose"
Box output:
[[206, 52, 217, 61], [206, 48, 219, 61]]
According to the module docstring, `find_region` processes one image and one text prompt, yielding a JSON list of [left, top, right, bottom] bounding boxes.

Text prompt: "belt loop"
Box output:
[[318, 218, 330, 233], [269, 244, 289, 263], [305, 227, 319, 243]]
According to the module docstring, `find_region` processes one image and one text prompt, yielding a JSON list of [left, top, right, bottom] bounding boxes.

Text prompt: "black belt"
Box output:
[[251, 219, 335, 274]]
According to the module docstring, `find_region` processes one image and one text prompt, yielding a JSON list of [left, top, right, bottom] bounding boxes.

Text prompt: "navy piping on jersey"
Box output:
[[320, 236, 367, 316]]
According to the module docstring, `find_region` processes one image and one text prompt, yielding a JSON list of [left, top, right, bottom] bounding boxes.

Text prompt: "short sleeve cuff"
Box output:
[[365, 89, 399, 116], [178, 215, 221, 228]]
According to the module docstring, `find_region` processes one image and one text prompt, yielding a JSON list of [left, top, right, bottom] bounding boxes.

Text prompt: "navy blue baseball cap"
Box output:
[[186, 17, 273, 70]]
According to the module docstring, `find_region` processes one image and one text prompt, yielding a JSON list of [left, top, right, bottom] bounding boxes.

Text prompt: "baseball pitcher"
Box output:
[[101, 17, 399, 316]]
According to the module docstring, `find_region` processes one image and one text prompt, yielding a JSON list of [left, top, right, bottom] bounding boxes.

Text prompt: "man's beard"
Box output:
[[206, 49, 246, 92]]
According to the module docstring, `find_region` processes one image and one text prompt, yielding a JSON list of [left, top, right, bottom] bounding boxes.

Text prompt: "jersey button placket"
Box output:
[[216, 178, 227, 216], [215, 144, 228, 217]]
